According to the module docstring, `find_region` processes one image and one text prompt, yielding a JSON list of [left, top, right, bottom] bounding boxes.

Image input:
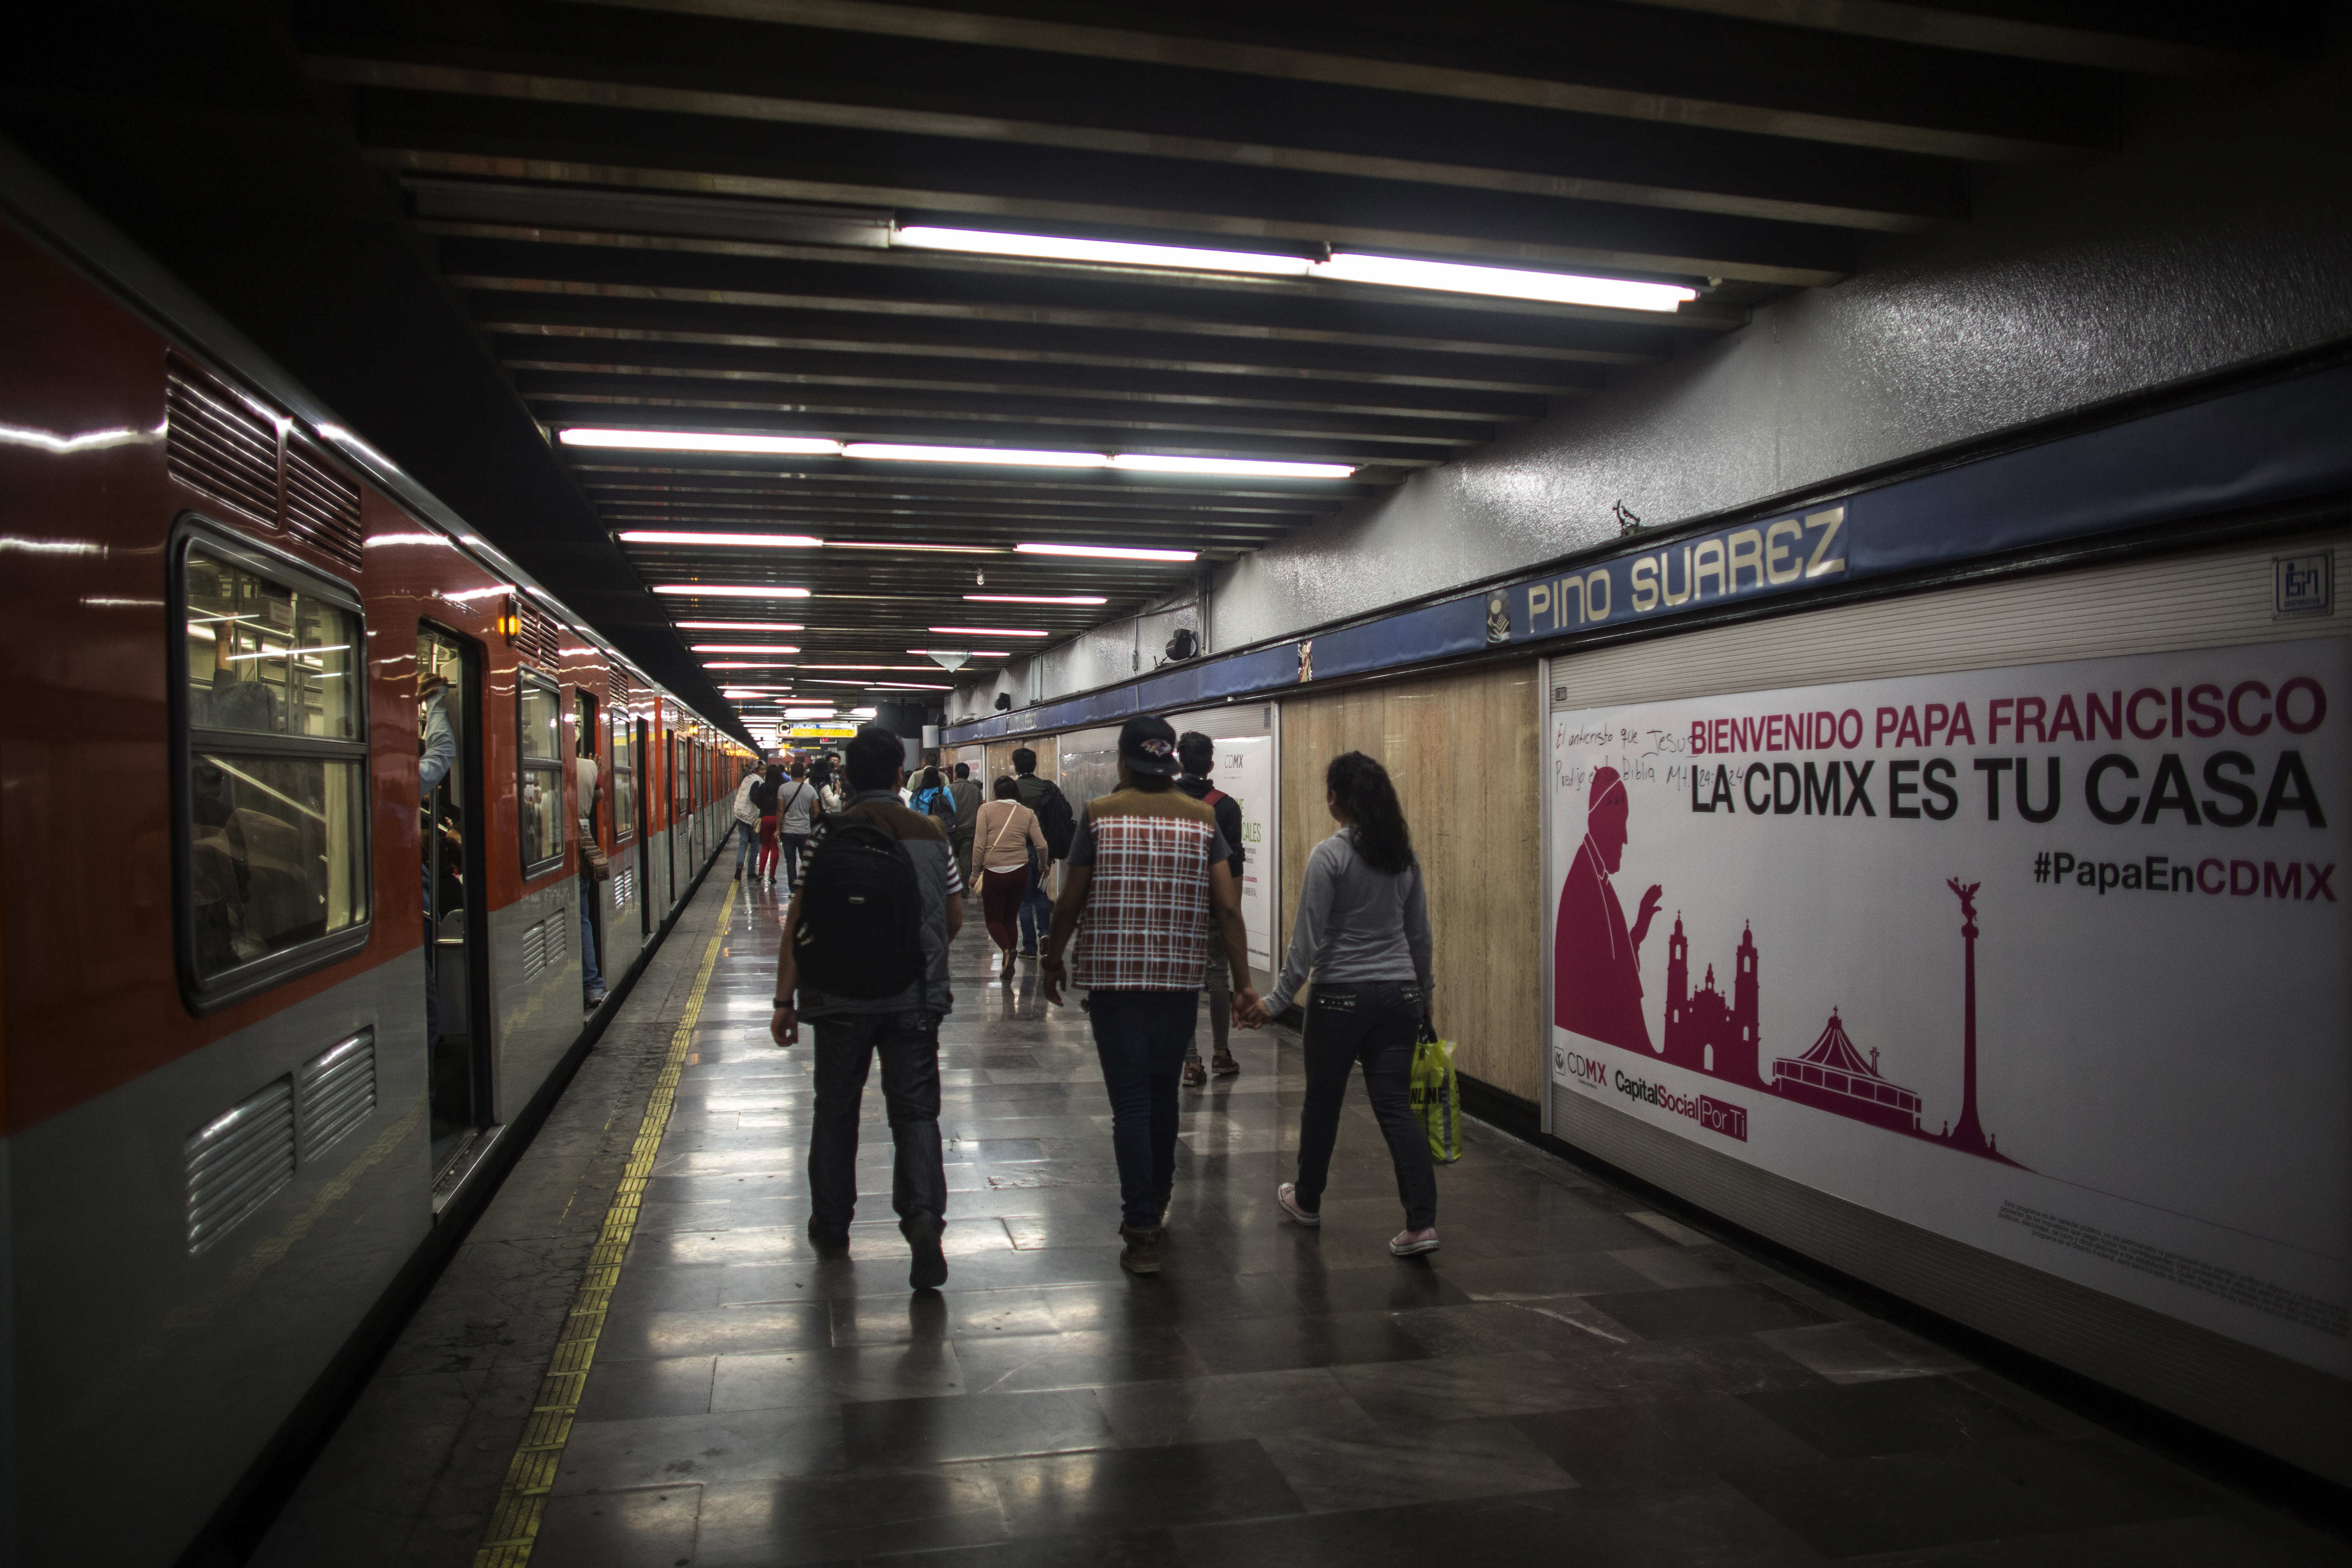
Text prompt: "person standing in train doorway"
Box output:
[[1039, 716, 1261, 1276], [1244, 752, 1440, 1257], [1553, 765, 1661, 1054], [1010, 748, 1074, 958], [1174, 731, 1245, 1088], [418, 673, 456, 1049], [771, 726, 966, 1291], [577, 742, 607, 1012]]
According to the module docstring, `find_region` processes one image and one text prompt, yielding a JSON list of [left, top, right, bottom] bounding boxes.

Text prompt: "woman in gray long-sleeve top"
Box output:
[[1251, 751, 1440, 1256]]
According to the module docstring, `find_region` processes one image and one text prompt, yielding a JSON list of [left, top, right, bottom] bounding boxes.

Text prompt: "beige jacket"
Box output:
[[971, 798, 1048, 873]]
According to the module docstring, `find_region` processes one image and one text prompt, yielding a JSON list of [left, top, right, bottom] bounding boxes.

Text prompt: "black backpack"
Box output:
[[792, 820, 925, 998], [1018, 776, 1076, 860]]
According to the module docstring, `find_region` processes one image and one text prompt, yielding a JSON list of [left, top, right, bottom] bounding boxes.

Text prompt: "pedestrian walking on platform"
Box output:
[[947, 762, 983, 890], [1174, 731, 1246, 1088], [730, 760, 761, 881], [1011, 748, 1074, 956], [774, 760, 820, 890], [1243, 751, 1440, 1257], [1040, 716, 1261, 1275], [751, 760, 783, 885], [973, 775, 1048, 980], [771, 726, 966, 1290]]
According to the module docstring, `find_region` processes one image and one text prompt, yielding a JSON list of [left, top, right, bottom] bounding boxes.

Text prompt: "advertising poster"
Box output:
[[1218, 736, 1278, 970], [1548, 637, 2348, 1373]]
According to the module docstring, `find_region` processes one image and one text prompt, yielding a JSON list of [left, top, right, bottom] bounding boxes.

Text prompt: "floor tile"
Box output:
[[1257, 1413, 1575, 1513], [1178, 1310, 1433, 1376], [1581, 1282, 1835, 1339], [840, 1388, 1116, 1466], [1512, 1392, 1826, 1487]]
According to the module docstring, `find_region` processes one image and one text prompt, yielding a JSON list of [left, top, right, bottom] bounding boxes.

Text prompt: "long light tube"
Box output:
[[929, 626, 1050, 638], [675, 621, 804, 631], [908, 648, 1010, 657], [561, 429, 841, 455], [621, 530, 823, 547], [1111, 453, 1353, 479], [652, 584, 811, 598], [1014, 542, 1197, 562], [893, 226, 1696, 312], [842, 442, 1105, 468], [965, 594, 1106, 605], [691, 644, 803, 653]]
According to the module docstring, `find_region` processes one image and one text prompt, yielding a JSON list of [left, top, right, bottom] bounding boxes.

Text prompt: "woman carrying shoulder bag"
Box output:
[[1241, 751, 1440, 1257], [971, 776, 1049, 982]]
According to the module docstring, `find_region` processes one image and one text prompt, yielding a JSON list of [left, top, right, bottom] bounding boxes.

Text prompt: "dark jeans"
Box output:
[[1294, 981, 1437, 1230], [808, 1011, 947, 1240], [782, 832, 814, 890], [1017, 870, 1054, 952], [1089, 989, 1198, 1230]]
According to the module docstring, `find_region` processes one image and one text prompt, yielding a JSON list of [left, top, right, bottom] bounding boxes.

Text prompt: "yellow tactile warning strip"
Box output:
[[472, 880, 738, 1568]]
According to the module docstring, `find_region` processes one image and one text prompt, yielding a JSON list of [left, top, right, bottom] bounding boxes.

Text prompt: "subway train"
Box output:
[[0, 200, 755, 1563]]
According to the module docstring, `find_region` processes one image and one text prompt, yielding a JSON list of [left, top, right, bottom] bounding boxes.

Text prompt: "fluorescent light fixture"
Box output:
[[784, 708, 839, 719], [851, 706, 879, 718], [652, 584, 811, 598], [620, 530, 823, 547], [703, 661, 791, 669], [965, 594, 1106, 605], [1015, 542, 1197, 562], [827, 540, 1000, 554], [674, 621, 804, 631], [797, 663, 948, 671], [892, 227, 1694, 313], [896, 225, 1306, 275], [929, 626, 1050, 638], [560, 428, 841, 456], [909, 648, 1010, 657], [691, 644, 803, 653], [842, 442, 1105, 468], [806, 678, 950, 689], [1314, 252, 1696, 311], [1110, 453, 1355, 480]]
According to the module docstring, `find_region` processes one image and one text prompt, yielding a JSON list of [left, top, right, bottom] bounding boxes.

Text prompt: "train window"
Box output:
[[176, 530, 370, 1006], [517, 670, 565, 878], [611, 710, 636, 843]]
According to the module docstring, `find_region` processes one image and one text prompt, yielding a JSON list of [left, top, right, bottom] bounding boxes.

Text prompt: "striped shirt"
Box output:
[[1068, 786, 1227, 991]]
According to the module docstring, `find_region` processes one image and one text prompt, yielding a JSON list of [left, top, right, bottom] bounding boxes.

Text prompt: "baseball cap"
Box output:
[[1118, 714, 1181, 778]]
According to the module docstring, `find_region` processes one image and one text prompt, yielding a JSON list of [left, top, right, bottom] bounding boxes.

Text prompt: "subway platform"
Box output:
[[255, 871, 2346, 1568]]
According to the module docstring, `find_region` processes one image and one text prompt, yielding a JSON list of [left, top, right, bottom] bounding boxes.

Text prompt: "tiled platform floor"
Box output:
[[260, 869, 2348, 1568]]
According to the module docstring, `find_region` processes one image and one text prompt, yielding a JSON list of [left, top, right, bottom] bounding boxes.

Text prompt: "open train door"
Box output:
[[418, 625, 491, 1179]]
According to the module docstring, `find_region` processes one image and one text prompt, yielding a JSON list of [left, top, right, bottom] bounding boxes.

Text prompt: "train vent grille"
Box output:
[[512, 599, 561, 671], [610, 665, 632, 708], [167, 359, 280, 524], [613, 864, 635, 909], [544, 906, 567, 975], [521, 917, 549, 980], [297, 1029, 377, 1163], [283, 441, 364, 573], [185, 1076, 295, 1254]]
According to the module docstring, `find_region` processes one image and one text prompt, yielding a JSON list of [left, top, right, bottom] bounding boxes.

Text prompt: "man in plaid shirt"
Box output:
[[1042, 716, 1262, 1275]]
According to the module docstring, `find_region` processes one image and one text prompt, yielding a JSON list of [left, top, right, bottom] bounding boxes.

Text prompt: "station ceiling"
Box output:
[[3, 2, 2316, 739]]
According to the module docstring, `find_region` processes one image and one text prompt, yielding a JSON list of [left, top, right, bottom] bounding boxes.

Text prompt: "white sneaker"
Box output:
[[1390, 1228, 1440, 1257], [1276, 1183, 1321, 1227]]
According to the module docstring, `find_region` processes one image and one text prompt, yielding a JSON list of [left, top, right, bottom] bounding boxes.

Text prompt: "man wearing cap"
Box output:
[[1039, 715, 1262, 1275]]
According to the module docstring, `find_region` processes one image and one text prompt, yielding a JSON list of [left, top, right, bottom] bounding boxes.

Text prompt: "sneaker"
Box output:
[[1119, 1225, 1165, 1275], [585, 990, 607, 1009], [1390, 1228, 1441, 1257], [1018, 947, 1039, 959], [905, 1214, 948, 1291], [1276, 1183, 1320, 1228], [807, 1225, 851, 1260], [1181, 1059, 1207, 1088], [1210, 1051, 1240, 1077]]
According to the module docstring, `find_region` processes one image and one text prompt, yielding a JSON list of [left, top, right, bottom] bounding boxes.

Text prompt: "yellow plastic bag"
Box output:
[[1410, 1028, 1463, 1164]]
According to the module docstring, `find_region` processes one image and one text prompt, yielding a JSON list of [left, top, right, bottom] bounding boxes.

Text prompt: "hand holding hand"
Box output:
[[1040, 955, 1067, 1006], [1233, 988, 1268, 1029], [769, 1005, 798, 1047]]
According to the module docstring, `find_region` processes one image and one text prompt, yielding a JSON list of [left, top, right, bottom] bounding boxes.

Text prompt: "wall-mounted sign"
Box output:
[[1548, 636, 2349, 1374]]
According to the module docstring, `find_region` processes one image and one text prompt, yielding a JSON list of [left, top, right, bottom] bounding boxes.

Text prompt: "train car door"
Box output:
[[575, 687, 605, 1008], [636, 715, 654, 936], [418, 626, 491, 1175]]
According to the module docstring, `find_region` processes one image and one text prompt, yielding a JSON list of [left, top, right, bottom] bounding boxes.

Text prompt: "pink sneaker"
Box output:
[[1276, 1183, 1321, 1228], [1390, 1228, 1440, 1257]]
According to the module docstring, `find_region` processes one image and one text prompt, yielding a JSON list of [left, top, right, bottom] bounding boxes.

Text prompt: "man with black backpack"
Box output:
[[768, 726, 965, 1290], [1009, 746, 1074, 959]]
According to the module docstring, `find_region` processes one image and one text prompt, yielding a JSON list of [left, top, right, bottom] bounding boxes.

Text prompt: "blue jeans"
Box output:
[[1089, 989, 1198, 1230], [734, 818, 757, 875], [808, 1011, 946, 1238], [1017, 866, 1054, 952], [579, 871, 604, 999]]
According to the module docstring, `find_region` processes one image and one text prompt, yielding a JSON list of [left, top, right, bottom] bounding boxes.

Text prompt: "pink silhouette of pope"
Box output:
[[1554, 767, 1664, 1052]]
